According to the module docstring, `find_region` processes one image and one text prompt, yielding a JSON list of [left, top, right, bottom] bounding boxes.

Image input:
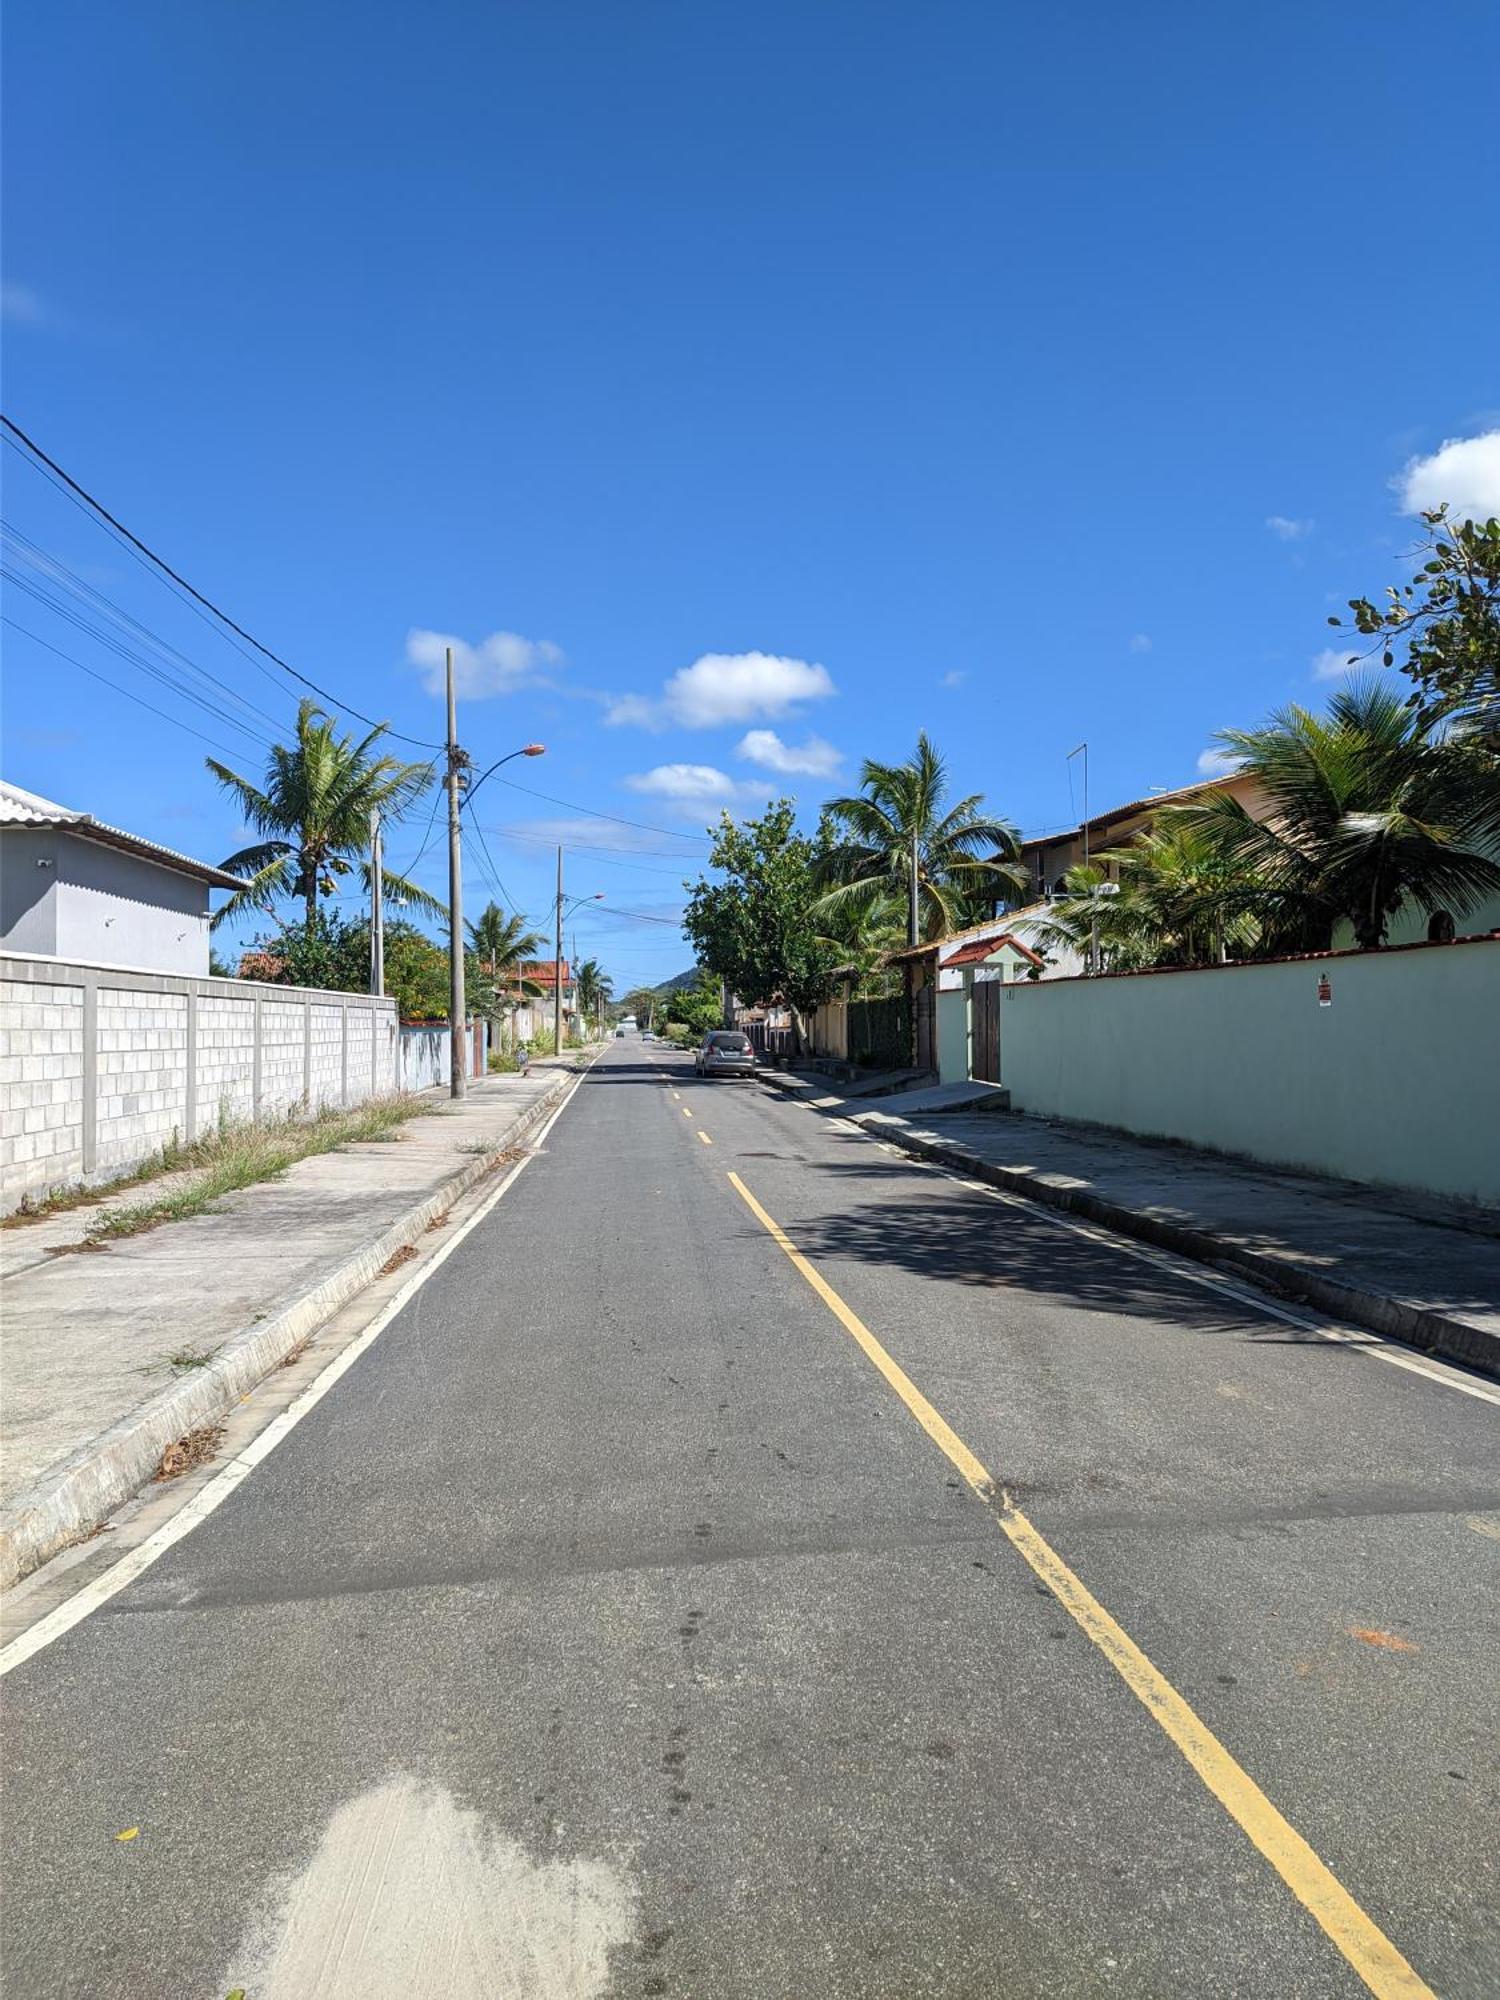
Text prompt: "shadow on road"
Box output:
[[771, 1150, 1344, 1350]]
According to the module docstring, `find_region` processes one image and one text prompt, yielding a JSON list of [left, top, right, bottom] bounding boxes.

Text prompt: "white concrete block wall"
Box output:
[[94, 988, 190, 1174], [196, 992, 257, 1131], [259, 1000, 306, 1117], [310, 1002, 345, 1110], [0, 955, 401, 1212], [0, 978, 86, 1192], [346, 1007, 377, 1099]]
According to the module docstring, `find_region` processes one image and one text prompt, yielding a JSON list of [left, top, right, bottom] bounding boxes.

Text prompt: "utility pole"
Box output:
[[446, 646, 467, 1098], [368, 806, 384, 996], [553, 844, 564, 1058], [1068, 741, 1097, 974], [908, 825, 920, 948]]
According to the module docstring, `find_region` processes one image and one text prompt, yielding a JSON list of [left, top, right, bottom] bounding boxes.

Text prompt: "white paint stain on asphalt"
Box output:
[[215, 1774, 635, 1999]]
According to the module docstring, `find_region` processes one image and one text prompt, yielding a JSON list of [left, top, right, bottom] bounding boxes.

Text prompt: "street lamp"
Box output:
[[466, 742, 545, 805], [445, 730, 545, 1102], [554, 887, 603, 1052]]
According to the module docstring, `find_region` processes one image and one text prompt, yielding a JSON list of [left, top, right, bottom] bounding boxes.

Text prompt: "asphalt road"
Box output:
[[3, 1040, 1497, 1998]]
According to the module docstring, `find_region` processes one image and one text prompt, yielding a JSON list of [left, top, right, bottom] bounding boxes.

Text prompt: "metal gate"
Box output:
[[971, 978, 1001, 1083], [914, 983, 936, 1073]]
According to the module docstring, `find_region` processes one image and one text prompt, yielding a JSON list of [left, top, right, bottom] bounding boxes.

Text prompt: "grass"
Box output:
[[80, 1097, 430, 1244]]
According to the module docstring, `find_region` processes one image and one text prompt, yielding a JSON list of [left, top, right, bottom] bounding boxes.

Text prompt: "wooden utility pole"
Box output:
[[446, 646, 467, 1098]]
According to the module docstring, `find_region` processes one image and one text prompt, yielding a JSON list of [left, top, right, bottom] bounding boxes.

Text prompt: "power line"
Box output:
[[461, 798, 524, 918], [2, 617, 259, 759], [388, 771, 444, 878], [1, 415, 443, 751], [2, 520, 287, 736], [490, 773, 712, 845], [594, 903, 685, 926], [2, 564, 278, 752], [467, 822, 695, 876]]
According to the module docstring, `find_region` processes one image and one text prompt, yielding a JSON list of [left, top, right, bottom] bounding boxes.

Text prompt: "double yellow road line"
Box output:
[[728, 1169, 1434, 2000]]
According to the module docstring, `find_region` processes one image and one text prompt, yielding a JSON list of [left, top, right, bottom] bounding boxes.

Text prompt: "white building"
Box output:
[[0, 780, 241, 976]]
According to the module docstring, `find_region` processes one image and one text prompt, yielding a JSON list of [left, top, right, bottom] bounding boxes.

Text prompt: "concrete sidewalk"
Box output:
[[0, 1065, 580, 1586], [765, 1068, 1500, 1377]]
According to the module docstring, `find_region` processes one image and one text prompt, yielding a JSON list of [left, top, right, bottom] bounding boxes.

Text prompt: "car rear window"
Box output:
[[708, 1032, 750, 1050]]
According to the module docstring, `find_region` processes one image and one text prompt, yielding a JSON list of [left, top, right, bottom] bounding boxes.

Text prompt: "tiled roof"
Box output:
[[519, 959, 571, 985], [945, 933, 1043, 969], [1018, 771, 1254, 854], [0, 780, 244, 889]]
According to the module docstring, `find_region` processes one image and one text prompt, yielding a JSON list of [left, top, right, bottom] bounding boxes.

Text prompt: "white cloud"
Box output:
[[624, 764, 742, 802], [1397, 430, 1500, 523], [1196, 747, 1243, 777], [1312, 646, 1368, 681], [1, 283, 52, 327], [1128, 633, 1152, 654], [1265, 515, 1315, 541], [735, 729, 842, 778], [606, 651, 835, 730], [940, 670, 967, 689], [406, 628, 563, 700]]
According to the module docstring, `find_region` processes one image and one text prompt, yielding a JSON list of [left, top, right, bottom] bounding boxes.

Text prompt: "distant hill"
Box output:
[[655, 967, 702, 997]]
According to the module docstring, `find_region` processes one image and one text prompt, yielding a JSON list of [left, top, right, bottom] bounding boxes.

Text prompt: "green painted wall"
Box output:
[[998, 937, 1500, 1208]]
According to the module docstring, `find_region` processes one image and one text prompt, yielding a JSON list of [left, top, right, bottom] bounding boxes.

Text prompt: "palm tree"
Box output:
[[814, 733, 1026, 942], [466, 902, 547, 1042], [574, 957, 612, 1031], [208, 699, 439, 930], [1026, 864, 1154, 974], [467, 903, 547, 983], [1180, 681, 1500, 951]]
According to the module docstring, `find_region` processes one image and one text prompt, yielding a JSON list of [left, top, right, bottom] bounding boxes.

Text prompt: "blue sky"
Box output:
[[4, 1, 1497, 989]]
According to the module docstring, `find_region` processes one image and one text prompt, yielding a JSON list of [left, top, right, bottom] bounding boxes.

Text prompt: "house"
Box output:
[[0, 780, 241, 976], [509, 958, 578, 1043], [887, 918, 1044, 1082], [1011, 766, 1500, 955], [1017, 771, 1268, 902]]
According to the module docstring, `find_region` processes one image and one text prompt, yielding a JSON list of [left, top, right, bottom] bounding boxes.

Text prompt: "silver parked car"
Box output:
[[694, 1030, 757, 1078]]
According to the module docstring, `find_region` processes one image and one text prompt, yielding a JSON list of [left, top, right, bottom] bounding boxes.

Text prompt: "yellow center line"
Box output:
[[698, 1130, 713, 1146], [682, 1106, 693, 1117], [726, 1168, 1435, 2000]]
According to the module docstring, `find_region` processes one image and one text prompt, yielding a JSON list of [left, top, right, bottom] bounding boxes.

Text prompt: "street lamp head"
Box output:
[[522, 743, 546, 757]]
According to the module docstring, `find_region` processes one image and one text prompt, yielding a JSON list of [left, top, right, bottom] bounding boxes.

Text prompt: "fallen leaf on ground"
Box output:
[[1347, 1626, 1418, 1652], [115, 1827, 139, 1841], [153, 1423, 226, 1482]]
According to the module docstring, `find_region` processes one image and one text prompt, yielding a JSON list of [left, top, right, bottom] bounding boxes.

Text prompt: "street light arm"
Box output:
[[465, 742, 546, 807]]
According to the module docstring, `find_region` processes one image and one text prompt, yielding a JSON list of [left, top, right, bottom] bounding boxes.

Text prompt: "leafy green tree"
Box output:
[[1329, 507, 1500, 749], [619, 985, 660, 1030], [237, 912, 452, 1018], [1180, 681, 1500, 951], [684, 800, 842, 1047], [665, 969, 723, 1037], [208, 698, 440, 930], [814, 733, 1026, 941]]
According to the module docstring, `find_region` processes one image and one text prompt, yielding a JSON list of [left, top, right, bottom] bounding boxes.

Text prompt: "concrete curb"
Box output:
[[0, 1073, 574, 1591], [760, 1073, 1500, 1381]]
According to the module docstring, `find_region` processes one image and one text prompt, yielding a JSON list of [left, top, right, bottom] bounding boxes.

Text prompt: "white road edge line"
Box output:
[[0, 1071, 591, 1679], [860, 1134, 1500, 1408]]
